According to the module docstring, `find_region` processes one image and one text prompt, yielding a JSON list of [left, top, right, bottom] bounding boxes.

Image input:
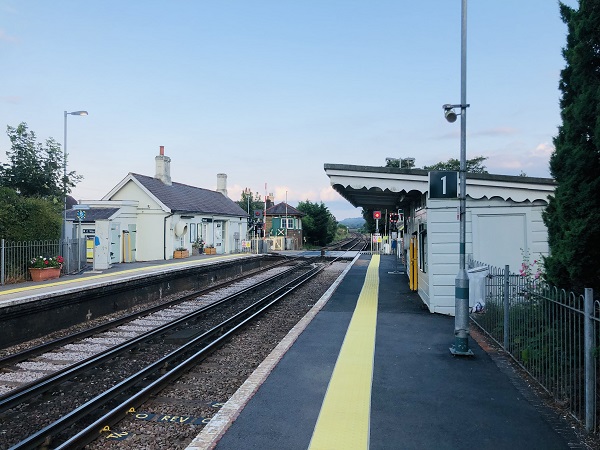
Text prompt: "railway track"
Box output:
[[0, 248, 358, 449], [0, 257, 300, 377]]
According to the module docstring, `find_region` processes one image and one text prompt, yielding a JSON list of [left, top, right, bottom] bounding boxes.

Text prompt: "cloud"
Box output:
[[298, 188, 319, 202], [0, 29, 18, 44], [1, 95, 21, 104], [0, 4, 18, 14], [531, 142, 554, 157], [228, 182, 335, 207], [319, 186, 339, 201], [485, 141, 554, 177], [492, 159, 524, 170], [435, 130, 460, 140], [471, 127, 519, 137]]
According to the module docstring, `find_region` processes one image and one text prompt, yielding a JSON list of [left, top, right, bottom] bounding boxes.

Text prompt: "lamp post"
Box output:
[[444, 0, 473, 356], [63, 110, 88, 269]]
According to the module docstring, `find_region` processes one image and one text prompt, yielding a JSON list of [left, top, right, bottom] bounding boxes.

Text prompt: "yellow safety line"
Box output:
[[0, 254, 249, 296], [309, 254, 379, 450]]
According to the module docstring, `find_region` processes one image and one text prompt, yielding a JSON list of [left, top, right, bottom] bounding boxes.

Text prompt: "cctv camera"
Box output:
[[444, 108, 458, 123]]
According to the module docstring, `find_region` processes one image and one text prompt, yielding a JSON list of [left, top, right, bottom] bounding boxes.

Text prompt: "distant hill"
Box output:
[[339, 217, 365, 229]]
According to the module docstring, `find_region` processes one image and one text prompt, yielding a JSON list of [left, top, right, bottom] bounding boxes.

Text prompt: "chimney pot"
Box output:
[[159, 145, 165, 156]]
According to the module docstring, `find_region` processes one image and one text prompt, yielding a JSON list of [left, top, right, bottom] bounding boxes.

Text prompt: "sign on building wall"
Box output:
[[428, 171, 458, 199]]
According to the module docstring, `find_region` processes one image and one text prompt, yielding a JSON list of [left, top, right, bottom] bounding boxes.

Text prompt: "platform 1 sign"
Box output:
[[428, 171, 458, 199]]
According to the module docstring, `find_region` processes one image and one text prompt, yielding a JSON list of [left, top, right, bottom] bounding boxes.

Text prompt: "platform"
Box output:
[[186, 253, 582, 450], [0, 252, 256, 308]]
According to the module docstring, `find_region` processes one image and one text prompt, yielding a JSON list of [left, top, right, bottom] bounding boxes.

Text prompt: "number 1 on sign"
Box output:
[[441, 176, 446, 195]]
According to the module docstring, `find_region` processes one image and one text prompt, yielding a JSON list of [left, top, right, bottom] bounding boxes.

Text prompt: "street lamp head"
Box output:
[[443, 104, 458, 123], [67, 111, 88, 116]]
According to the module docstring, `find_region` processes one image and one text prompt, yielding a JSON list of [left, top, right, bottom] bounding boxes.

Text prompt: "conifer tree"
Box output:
[[543, 1, 600, 291]]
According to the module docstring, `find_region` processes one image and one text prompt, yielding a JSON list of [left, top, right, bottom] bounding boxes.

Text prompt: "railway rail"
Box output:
[[0, 257, 298, 373], [0, 243, 360, 449]]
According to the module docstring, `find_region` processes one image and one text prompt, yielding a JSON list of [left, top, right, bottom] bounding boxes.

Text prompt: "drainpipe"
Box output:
[[164, 212, 174, 260]]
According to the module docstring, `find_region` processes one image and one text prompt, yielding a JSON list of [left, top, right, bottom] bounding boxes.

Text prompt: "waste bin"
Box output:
[[468, 266, 489, 312]]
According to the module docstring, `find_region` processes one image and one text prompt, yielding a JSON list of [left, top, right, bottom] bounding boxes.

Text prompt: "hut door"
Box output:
[[110, 223, 121, 263]]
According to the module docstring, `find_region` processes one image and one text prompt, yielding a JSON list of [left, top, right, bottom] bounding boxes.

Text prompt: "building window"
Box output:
[[190, 223, 197, 243], [282, 218, 294, 229], [419, 223, 427, 273]]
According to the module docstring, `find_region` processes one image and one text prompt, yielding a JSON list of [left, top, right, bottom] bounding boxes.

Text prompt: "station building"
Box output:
[[66, 147, 248, 268], [324, 163, 555, 316], [264, 201, 305, 250]]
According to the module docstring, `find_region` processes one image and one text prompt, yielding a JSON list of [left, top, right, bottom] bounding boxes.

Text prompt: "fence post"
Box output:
[[584, 288, 595, 432], [1, 238, 4, 286], [503, 265, 510, 350]]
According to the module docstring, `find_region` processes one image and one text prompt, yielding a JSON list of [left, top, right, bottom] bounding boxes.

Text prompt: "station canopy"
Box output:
[[324, 163, 556, 213], [323, 163, 428, 212]]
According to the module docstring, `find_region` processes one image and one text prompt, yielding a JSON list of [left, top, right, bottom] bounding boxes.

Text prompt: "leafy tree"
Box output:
[[0, 187, 61, 240], [297, 200, 337, 246], [385, 158, 416, 169], [335, 224, 349, 241], [543, 1, 600, 292], [0, 122, 82, 199], [424, 156, 488, 173], [361, 209, 394, 234], [362, 209, 377, 233], [235, 188, 264, 215]]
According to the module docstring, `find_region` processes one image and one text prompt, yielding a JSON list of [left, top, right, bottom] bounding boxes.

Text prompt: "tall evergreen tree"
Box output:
[[543, 1, 600, 291]]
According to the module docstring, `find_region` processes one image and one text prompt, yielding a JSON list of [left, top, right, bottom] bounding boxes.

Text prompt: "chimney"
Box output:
[[217, 173, 228, 197], [155, 146, 172, 186], [266, 194, 274, 210]]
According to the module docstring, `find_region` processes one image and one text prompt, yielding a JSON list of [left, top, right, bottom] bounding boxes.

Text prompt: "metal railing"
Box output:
[[468, 259, 599, 432], [1, 238, 87, 285]]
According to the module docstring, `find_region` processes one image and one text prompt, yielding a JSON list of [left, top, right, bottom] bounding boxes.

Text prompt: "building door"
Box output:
[[215, 222, 223, 254], [110, 223, 121, 264], [123, 224, 137, 262]]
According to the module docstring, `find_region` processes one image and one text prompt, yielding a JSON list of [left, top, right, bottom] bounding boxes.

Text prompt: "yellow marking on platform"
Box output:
[[309, 254, 379, 450], [0, 254, 249, 296]]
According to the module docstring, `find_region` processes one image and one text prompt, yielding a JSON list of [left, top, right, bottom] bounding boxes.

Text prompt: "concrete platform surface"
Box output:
[[186, 254, 583, 450]]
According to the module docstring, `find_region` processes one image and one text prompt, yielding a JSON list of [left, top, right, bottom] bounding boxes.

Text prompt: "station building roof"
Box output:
[[103, 173, 249, 217]]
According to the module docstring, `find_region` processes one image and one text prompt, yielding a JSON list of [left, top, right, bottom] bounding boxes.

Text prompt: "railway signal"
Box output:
[[373, 210, 381, 233]]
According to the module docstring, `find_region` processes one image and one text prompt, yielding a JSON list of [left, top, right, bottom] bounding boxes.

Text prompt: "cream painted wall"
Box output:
[[422, 197, 547, 316]]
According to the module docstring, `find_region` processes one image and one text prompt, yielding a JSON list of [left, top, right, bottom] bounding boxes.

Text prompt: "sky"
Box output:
[[0, 0, 578, 221]]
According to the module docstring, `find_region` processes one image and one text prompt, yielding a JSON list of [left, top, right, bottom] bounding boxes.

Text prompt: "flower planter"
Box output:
[[29, 267, 61, 282], [173, 250, 189, 259], [205, 248, 216, 255]]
